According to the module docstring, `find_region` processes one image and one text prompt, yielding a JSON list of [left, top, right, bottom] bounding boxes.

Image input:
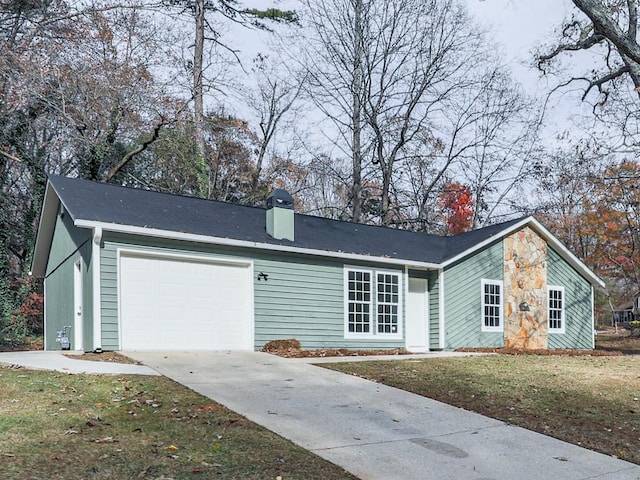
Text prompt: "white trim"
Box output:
[[116, 248, 255, 351], [343, 266, 403, 340], [404, 266, 409, 340], [75, 220, 440, 270], [43, 277, 49, 351], [438, 269, 445, 350], [31, 183, 60, 276], [548, 285, 566, 334], [73, 259, 84, 351], [481, 279, 504, 333], [591, 286, 596, 349], [405, 275, 429, 353], [92, 227, 102, 351], [441, 217, 605, 288]]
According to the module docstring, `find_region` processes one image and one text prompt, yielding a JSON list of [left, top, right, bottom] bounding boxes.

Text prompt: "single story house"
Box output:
[[32, 175, 604, 352], [612, 297, 640, 324]]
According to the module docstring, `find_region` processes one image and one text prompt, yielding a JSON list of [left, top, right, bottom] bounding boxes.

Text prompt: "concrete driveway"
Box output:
[[125, 351, 640, 480]]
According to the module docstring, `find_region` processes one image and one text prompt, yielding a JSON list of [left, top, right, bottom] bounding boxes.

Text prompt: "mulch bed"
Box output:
[[262, 338, 410, 358], [455, 347, 622, 356], [264, 339, 626, 358], [62, 352, 143, 364]]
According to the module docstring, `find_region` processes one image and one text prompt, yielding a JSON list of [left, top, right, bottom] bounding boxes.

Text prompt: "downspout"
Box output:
[[591, 285, 596, 350], [439, 269, 445, 350], [92, 227, 102, 352]]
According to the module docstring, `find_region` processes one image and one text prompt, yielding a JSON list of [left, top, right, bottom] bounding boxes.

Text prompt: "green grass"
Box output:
[[0, 368, 356, 480], [323, 354, 640, 464]]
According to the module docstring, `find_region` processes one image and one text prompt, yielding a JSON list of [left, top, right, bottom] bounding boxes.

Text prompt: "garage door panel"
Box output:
[[119, 254, 252, 351]]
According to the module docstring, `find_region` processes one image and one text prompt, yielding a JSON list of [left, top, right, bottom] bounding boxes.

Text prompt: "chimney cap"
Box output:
[[266, 189, 294, 210]]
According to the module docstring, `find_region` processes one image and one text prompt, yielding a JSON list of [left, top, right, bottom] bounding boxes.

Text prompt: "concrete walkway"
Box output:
[[0, 350, 158, 375], [124, 351, 640, 480]]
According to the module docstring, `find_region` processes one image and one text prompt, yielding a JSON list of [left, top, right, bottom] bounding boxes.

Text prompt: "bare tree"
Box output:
[[290, 0, 536, 228], [538, 1, 640, 100], [242, 54, 304, 197], [160, 0, 297, 197], [289, 0, 370, 222]]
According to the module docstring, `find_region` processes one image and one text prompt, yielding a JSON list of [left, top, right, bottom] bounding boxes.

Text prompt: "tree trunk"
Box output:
[[194, 0, 208, 197], [350, 0, 363, 223]]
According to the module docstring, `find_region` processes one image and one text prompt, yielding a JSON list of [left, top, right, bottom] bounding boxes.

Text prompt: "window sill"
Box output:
[[344, 333, 403, 341], [481, 327, 504, 333]]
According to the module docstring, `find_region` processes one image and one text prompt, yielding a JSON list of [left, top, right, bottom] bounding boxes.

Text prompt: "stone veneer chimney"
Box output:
[[266, 189, 295, 241]]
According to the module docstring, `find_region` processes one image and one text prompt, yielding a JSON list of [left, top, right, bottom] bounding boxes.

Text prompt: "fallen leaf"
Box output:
[[64, 429, 78, 435], [163, 445, 179, 451], [93, 437, 117, 444]]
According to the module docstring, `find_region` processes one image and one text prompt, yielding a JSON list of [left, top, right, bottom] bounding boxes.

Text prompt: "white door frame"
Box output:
[[406, 277, 429, 353], [73, 259, 84, 351]]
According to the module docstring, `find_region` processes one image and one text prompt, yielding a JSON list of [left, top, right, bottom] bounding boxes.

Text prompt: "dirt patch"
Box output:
[[63, 352, 142, 365], [262, 338, 410, 358]]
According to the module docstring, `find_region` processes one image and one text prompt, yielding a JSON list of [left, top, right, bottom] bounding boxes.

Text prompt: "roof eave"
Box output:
[[440, 217, 605, 289], [73, 219, 441, 270], [31, 182, 60, 277]]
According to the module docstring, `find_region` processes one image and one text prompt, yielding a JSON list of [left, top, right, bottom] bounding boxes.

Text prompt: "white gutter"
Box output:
[[92, 226, 102, 352], [73, 220, 441, 270]]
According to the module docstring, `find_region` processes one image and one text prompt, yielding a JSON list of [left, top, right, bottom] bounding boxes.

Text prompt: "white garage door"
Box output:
[[119, 253, 252, 350]]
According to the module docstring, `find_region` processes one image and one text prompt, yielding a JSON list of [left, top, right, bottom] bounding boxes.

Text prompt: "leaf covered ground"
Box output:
[[0, 369, 356, 480]]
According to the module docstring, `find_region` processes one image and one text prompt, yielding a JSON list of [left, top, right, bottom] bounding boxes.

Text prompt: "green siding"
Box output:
[[547, 248, 593, 349], [44, 210, 92, 351], [444, 240, 505, 350], [100, 233, 407, 350], [428, 270, 440, 350]]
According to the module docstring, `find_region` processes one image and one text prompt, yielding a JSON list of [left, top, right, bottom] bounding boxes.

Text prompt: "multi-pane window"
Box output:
[[548, 286, 565, 333], [347, 270, 371, 333], [481, 279, 503, 332], [377, 273, 399, 334], [345, 268, 401, 337]]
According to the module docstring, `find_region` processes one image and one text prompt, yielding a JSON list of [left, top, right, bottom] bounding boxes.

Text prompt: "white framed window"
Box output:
[[548, 285, 565, 333], [345, 267, 402, 338], [481, 279, 503, 332]]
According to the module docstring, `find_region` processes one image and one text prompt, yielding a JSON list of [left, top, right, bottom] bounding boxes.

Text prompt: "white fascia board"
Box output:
[[31, 183, 60, 277], [440, 216, 605, 289], [73, 220, 441, 270]]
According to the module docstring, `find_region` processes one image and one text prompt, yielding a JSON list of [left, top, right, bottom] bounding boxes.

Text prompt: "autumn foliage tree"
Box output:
[[439, 182, 474, 235]]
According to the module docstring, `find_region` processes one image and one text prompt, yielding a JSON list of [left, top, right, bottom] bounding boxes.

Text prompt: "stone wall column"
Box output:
[[503, 227, 548, 349]]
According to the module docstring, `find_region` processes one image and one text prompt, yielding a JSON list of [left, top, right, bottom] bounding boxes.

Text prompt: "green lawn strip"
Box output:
[[0, 368, 356, 480], [324, 355, 640, 464]]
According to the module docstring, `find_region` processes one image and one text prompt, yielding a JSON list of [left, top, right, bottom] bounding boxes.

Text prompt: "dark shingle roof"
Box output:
[[48, 175, 524, 265]]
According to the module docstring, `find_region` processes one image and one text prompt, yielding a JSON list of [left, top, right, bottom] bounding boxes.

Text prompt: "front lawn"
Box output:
[[0, 367, 356, 480]]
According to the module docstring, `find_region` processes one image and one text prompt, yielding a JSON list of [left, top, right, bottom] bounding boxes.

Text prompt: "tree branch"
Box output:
[[573, 0, 640, 66], [0, 149, 23, 164], [102, 117, 167, 182], [537, 28, 604, 69], [582, 65, 629, 100]]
